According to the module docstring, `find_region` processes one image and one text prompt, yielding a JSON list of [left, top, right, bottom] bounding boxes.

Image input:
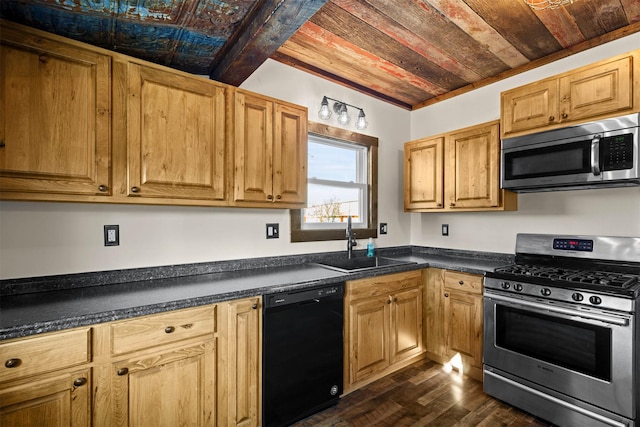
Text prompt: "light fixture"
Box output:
[[318, 96, 368, 130], [524, 0, 575, 10]]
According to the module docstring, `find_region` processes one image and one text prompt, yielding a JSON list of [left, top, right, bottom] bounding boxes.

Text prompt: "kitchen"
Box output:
[[1, 2, 640, 427]]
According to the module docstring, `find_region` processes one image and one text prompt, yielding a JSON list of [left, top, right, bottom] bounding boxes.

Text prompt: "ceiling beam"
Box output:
[[209, 0, 327, 85]]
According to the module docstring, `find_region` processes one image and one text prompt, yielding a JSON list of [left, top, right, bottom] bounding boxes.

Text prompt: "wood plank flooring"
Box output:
[[292, 359, 552, 427]]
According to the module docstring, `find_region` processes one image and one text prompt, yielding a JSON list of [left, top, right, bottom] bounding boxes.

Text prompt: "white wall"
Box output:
[[409, 32, 640, 254], [0, 61, 410, 279]]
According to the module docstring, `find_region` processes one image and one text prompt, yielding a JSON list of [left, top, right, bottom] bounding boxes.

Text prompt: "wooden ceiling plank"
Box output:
[[423, 0, 529, 68], [365, 0, 511, 78], [620, 0, 640, 23], [531, 7, 585, 48], [567, 0, 630, 40], [209, 0, 327, 85], [463, 0, 563, 60], [331, 0, 484, 83], [310, 2, 468, 91]]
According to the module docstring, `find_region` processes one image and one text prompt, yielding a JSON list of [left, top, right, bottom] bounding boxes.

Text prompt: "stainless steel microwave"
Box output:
[[501, 113, 640, 192]]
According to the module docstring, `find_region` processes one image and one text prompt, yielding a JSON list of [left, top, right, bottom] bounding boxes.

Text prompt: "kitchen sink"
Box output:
[[314, 256, 416, 273]]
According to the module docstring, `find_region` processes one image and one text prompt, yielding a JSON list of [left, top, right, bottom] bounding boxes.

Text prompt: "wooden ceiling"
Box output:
[[2, 0, 640, 110]]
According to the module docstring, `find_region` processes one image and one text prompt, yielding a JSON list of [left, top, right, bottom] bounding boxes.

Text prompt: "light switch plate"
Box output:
[[380, 223, 388, 235], [266, 223, 279, 239], [442, 224, 449, 236]]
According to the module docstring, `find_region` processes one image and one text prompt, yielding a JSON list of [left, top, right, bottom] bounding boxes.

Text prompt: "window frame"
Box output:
[[290, 121, 378, 242]]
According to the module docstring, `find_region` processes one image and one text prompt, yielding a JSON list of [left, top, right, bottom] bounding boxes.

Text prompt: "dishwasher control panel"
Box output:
[[264, 283, 344, 308]]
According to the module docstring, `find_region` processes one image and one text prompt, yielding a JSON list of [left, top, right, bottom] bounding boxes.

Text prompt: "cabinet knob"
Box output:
[[444, 293, 449, 298], [437, 203, 442, 207], [267, 194, 273, 200], [561, 113, 568, 119], [449, 203, 455, 207], [0, 141, 5, 148], [164, 326, 175, 334], [458, 280, 464, 285], [276, 195, 282, 200], [387, 299, 392, 304], [549, 116, 555, 122], [4, 358, 21, 368], [73, 377, 87, 387], [393, 297, 398, 302], [131, 186, 140, 193], [252, 303, 258, 310], [98, 185, 108, 192], [117, 368, 129, 376]]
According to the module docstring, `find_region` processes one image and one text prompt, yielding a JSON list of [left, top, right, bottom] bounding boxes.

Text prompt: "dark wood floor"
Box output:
[[292, 359, 552, 427]]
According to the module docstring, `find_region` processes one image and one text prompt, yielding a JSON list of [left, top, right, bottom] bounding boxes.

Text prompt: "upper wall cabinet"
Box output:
[[501, 51, 639, 138], [404, 121, 517, 212], [232, 89, 307, 208], [126, 63, 227, 203], [0, 22, 111, 198]]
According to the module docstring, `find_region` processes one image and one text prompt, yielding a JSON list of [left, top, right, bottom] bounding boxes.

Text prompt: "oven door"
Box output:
[[484, 290, 635, 419]]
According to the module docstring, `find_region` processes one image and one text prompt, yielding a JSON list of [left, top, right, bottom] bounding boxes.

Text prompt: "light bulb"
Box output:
[[337, 104, 350, 125], [356, 110, 368, 130], [318, 96, 331, 120]]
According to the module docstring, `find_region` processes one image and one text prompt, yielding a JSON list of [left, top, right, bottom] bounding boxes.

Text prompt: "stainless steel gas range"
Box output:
[[483, 234, 640, 427]]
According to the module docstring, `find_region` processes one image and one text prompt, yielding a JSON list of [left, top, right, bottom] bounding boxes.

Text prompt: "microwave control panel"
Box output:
[[601, 133, 634, 171]]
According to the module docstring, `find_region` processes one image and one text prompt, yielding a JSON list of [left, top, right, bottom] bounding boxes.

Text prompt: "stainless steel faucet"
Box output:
[[346, 215, 357, 259]]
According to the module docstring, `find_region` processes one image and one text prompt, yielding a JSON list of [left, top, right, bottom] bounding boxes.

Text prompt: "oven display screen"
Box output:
[[553, 238, 594, 251]]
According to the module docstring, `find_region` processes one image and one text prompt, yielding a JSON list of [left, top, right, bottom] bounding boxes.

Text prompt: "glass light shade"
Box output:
[[337, 104, 350, 125], [318, 96, 332, 120], [355, 110, 368, 130]]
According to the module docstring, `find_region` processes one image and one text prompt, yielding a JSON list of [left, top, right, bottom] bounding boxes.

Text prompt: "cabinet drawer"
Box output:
[[0, 328, 91, 382], [347, 270, 422, 301], [111, 306, 216, 356], [444, 271, 482, 294]]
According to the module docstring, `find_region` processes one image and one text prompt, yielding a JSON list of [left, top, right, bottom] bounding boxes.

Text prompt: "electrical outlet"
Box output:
[[266, 223, 279, 239], [380, 223, 388, 234], [104, 225, 119, 246], [442, 224, 449, 236]]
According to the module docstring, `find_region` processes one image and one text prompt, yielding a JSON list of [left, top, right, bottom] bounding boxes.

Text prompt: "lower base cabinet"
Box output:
[[344, 270, 425, 392]]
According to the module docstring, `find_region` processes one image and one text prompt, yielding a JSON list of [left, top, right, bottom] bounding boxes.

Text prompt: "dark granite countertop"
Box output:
[[0, 246, 513, 341]]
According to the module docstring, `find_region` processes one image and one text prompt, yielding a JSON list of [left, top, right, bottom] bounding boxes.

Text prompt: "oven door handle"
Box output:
[[487, 293, 630, 326]]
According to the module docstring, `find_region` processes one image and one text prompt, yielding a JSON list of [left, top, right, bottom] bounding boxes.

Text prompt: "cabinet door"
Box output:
[[390, 287, 424, 365], [425, 268, 446, 358], [443, 290, 483, 369], [501, 79, 559, 136], [273, 103, 307, 205], [348, 296, 390, 383], [0, 369, 91, 427], [0, 29, 111, 196], [446, 122, 500, 209], [404, 137, 444, 210], [127, 64, 227, 201], [218, 297, 261, 427], [112, 341, 216, 427], [233, 92, 274, 203], [559, 56, 633, 123]]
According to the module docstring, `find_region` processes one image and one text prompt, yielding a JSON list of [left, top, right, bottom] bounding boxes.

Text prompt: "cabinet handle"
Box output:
[[252, 303, 258, 309], [387, 299, 391, 304], [393, 297, 398, 302], [437, 203, 442, 207], [73, 377, 87, 387], [0, 141, 5, 148], [39, 54, 50, 64], [4, 358, 21, 368], [131, 186, 140, 193], [561, 113, 568, 119], [458, 280, 465, 285], [549, 116, 555, 122], [449, 203, 455, 207], [444, 293, 449, 298], [117, 368, 129, 376], [276, 195, 282, 200], [164, 326, 175, 334], [98, 185, 108, 192], [267, 194, 273, 200]]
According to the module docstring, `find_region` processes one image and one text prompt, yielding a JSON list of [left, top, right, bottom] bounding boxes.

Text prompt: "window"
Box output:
[[291, 122, 378, 242]]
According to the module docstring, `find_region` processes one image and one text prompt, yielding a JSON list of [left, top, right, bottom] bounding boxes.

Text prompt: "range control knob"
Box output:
[[540, 288, 551, 297], [572, 293, 584, 302], [514, 284, 523, 292], [500, 281, 511, 290], [589, 296, 602, 305]]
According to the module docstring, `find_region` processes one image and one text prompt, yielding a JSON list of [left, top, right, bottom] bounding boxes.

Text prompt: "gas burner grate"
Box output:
[[495, 264, 639, 289]]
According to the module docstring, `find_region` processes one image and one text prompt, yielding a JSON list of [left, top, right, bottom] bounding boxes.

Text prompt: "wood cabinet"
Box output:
[[218, 296, 261, 427], [0, 327, 92, 426], [425, 269, 483, 381], [344, 270, 424, 392], [501, 51, 639, 138], [0, 22, 111, 198], [404, 121, 516, 212], [233, 90, 307, 208], [126, 62, 227, 202]]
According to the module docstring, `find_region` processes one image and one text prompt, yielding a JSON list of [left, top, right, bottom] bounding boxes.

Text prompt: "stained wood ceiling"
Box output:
[[2, 0, 640, 110]]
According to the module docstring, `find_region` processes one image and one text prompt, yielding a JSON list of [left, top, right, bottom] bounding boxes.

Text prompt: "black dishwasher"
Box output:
[[262, 283, 344, 427]]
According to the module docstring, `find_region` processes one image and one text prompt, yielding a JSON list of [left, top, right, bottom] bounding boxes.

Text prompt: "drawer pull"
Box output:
[[164, 326, 175, 334], [73, 377, 87, 387], [98, 184, 108, 192], [117, 368, 128, 376], [131, 186, 140, 193], [0, 141, 5, 148], [459, 280, 465, 285], [181, 323, 193, 329], [252, 304, 258, 310], [5, 358, 21, 368], [444, 293, 449, 298]]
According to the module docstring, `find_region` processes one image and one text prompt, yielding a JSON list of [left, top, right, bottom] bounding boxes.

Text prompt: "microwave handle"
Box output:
[[591, 135, 601, 176]]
